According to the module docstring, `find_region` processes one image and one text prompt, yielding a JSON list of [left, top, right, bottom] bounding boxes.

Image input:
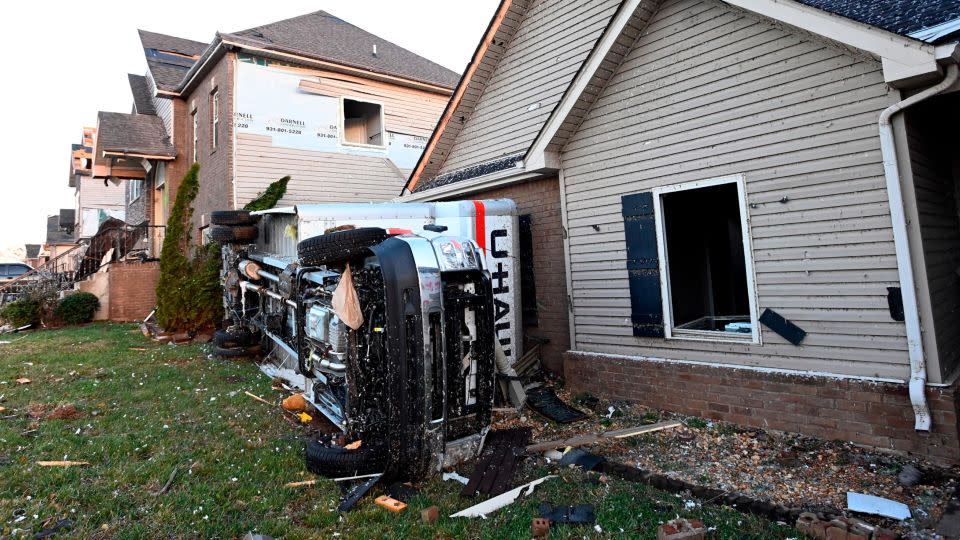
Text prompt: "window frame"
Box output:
[[339, 96, 387, 149], [129, 178, 143, 203], [211, 90, 220, 151], [651, 174, 761, 344], [191, 110, 198, 163]]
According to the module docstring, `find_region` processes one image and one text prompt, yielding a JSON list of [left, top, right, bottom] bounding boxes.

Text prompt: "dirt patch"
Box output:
[[27, 403, 85, 420], [48, 404, 84, 420]]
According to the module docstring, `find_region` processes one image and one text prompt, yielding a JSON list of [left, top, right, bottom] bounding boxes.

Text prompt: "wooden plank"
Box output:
[[526, 421, 682, 453]]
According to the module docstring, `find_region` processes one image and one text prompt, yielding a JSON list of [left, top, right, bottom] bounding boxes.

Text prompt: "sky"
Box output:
[[0, 0, 497, 257]]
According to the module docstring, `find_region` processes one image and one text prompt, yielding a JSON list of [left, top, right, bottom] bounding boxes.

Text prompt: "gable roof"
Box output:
[[404, 0, 960, 198], [221, 11, 460, 90], [406, 0, 634, 194], [128, 74, 156, 115], [24, 244, 41, 259], [138, 29, 208, 90], [95, 112, 176, 159], [46, 213, 75, 245], [794, 0, 960, 42]]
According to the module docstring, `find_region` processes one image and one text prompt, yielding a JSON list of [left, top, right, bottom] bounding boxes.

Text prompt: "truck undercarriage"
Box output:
[[217, 214, 496, 479]]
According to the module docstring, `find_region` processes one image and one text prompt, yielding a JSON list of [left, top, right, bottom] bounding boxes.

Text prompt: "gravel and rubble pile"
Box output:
[[492, 388, 960, 537]]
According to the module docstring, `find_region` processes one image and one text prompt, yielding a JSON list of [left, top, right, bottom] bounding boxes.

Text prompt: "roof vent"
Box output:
[[372, 43, 378, 57]]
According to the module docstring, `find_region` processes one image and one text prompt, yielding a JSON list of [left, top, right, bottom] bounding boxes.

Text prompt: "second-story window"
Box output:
[[192, 111, 198, 163], [211, 91, 220, 150]]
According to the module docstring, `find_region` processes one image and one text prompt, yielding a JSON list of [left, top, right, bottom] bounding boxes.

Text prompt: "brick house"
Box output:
[[126, 12, 458, 244], [403, 0, 960, 463], [69, 127, 129, 240]]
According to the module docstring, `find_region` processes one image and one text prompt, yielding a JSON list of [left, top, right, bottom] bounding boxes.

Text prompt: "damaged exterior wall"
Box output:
[[232, 58, 449, 208], [562, 0, 908, 380]]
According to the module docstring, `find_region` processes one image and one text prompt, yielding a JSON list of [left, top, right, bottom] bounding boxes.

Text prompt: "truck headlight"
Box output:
[[432, 237, 481, 271]]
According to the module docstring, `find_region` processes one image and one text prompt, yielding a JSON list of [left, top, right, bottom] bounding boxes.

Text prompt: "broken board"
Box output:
[[462, 428, 531, 498], [525, 386, 587, 424], [526, 421, 682, 453]]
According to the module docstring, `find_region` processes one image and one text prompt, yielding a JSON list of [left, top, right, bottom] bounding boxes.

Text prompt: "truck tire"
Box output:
[[211, 210, 254, 226], [213, 344, 262, 358], [213, 328, 253, 348], [305, 441, 385, 478], [297, 227, 389, 266], [210, 225, 258, 243]]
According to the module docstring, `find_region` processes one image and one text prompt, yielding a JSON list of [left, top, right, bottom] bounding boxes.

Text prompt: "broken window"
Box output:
[[655, 177, 758, 341], [342, 98, 384, 146]]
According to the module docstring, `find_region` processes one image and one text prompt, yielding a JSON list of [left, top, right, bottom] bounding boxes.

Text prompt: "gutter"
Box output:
[[878, 62, 959, 431]]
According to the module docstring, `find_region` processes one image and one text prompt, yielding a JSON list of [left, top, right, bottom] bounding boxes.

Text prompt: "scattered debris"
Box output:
[[451, 475, 556, 518], [462, 428, 530, 497], [796, 513, 894, 540], [240, 533, 274, 540], [154, 467, 179, 496], [442, 471, 469, 485], [374, 495, 407, 512], [296, 412, 313, 423], [33, 518, 75, 539], [531, 517, 550, 537], [344, 440, 362, 450], [557, 448, 605, 471], [281, 394, 307, 412], [337, 473, 382, 512], [16, 378, 31, 385], [37, 461, 89, 467], [386, 482, 418, 502], [538, 502, 596, 524], [897, 464, 922, 487], [657, 518, 706, 540], [421, 505, 440, 524], [284, 479, 318, 488], [526, 421, 682, 452], [525, 386, 587, 424], [244, 391, 274, 406], [847, 492, 911, 520]]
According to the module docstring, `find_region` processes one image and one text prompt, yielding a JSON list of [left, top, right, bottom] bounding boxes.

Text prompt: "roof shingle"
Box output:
[[138, 29, 207, 90], [128, 74, 156, 115], [794, 0, 960, 42], [95, 112, 176, 158], [223, 11, 460, 89]]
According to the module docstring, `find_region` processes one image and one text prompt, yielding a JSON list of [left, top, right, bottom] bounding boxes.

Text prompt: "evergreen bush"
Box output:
[[0, 298, 40, 327], [244, 176, 290, 211], [56, 292, 100, 325]]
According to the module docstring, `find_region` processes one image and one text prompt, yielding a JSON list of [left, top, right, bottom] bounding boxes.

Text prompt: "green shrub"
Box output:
[[156, 163, 223, 332], [0, 298, 41, 327], [55, 292, 100, 325], [244, 175, 290, 211]]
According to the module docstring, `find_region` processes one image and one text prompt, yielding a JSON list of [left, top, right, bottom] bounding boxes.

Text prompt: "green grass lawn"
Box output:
[[0, 324, 803, 539]]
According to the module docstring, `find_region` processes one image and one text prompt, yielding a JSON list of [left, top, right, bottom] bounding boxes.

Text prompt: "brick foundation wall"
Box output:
[[108, 261, 160, 322], [461, 177, 570, 374], [565, 351, 960, 465]]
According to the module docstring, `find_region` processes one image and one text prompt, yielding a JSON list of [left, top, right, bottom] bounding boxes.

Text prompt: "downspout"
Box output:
[[878, 63, 958, 431]]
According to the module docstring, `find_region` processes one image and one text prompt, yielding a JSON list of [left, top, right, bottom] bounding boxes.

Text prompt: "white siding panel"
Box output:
[[235, 133, 404, 207], [437, 0, 622, 174], [560, 0, 907, 379]]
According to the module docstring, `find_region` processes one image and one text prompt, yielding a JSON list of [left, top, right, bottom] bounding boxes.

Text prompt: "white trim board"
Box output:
[[651, 174, 761, 345]]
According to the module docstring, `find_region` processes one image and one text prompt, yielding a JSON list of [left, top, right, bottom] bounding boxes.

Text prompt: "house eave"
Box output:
[[398, 166, 550, 202]]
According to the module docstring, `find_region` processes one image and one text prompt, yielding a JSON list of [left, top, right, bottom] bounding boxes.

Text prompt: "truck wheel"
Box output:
[[305, 441, 385, 478], [211, 210, 254, 226], [297, 227, 389, 266], [213, 344, 262, 358], [214, 328, 253, 348], [210, 225, 258, 243]]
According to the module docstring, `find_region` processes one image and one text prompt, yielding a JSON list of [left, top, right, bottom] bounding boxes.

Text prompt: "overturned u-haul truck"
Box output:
[[213, 200, 519, 479]]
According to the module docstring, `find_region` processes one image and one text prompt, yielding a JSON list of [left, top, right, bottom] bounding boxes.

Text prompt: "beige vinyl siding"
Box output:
[[437, 0, 621, 175], [907, 105, 960, 380], [561, 0, 907, 379], [234, 133, 403, 206], [79, 177, 127, 208], [146, 72, 174, 137]]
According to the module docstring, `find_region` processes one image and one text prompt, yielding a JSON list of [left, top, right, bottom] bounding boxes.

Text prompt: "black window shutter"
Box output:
[[518, 214, 539, 327], [621, 192, 664, 337]]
